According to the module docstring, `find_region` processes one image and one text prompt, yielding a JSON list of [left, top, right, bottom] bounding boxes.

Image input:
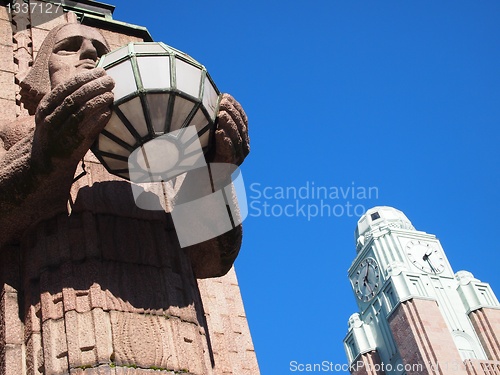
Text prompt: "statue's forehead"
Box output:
[[53, 24, 107, 45]]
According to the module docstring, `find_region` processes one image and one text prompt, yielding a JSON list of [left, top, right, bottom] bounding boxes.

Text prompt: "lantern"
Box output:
[[91, 42, 221, 181]]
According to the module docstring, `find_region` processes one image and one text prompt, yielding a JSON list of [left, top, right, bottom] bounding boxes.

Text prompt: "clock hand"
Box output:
[[365, 282, 373, 294], [428, 260, 437, 274], [363, 265, 370, 282], [423, 252, 437, 274]]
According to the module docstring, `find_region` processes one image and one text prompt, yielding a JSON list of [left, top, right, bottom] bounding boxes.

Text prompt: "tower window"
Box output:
[[371, 212, 380, 220]]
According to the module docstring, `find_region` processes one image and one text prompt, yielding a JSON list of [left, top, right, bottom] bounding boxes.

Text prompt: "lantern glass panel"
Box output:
[[188, 107, 211, 148], [135, 138, 180, 174], [118, 97, 149, 138], [188, 107, 210, 132], [106, 60, 137, 101], [198, 127, 210, 149], [146, 93, 170, 133], [138, 56, 171, 89], [98, 134, 130, 157], [170, 96, 196, 132], [101, 156, 128, 171], [170, 126, 206, 173], [134, 43, 166, 54], [103, 46, 128, 64], [202, 76, 219, 121], [116, 172, 130, 180], [175, 58, 202, 98], [104, 113, 136, 147]]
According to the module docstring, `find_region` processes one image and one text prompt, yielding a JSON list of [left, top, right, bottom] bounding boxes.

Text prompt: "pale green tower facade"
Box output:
[[344, 206, 500, 375]]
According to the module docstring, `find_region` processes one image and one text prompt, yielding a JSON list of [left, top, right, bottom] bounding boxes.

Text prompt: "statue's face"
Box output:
[[49, 24, 109, 88]]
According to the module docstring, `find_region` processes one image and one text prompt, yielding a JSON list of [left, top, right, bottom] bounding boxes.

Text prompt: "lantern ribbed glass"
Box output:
[[91, 42, 221, 181]]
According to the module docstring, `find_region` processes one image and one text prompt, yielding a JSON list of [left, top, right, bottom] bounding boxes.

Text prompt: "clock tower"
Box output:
[[344, 206, 500, 375]]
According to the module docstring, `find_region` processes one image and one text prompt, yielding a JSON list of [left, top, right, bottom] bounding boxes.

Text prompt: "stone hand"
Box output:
[[209, 93, 250, 166], [33, 68, 114, 166]]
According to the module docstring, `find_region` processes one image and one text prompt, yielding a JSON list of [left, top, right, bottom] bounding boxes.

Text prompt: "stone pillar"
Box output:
[[464, 359, 500, 375], [388, 299, 468, 375], [0, 3, 17, 123], [198, 268, 259, 375], [469, 308, 500, 361], [350, 351, 385, 375], [0, 246, 24, 375]]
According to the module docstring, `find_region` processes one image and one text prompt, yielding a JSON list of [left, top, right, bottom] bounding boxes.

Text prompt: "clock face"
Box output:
[[405, 240, 445, 274], [354, 257, 381, 302]]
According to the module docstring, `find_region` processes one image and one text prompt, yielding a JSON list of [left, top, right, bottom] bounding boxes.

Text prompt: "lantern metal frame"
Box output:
[[91, 42, 221, 181]]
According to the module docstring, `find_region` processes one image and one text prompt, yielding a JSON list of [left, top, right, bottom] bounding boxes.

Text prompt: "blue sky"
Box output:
[[111, 1, 500, 373]]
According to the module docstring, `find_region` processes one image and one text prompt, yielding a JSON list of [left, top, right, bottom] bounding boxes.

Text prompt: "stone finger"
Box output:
[[217, 111, 242, 150], [45, 93, 113, 159], [213, 128, 235, 165], [42, 76, 114, 131], [216, 114, 249, 166], [218, 109, 249, 160], [37, 68, 108, 119], [73, 91, 114, 138], [221, 93, 248, 127], [219, 97, 249, 149], [70, 110, 113, 162]]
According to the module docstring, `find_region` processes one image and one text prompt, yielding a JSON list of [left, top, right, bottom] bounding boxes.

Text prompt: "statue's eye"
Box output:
[[93, 41, 108, 57], [53, 37, 81, 55]]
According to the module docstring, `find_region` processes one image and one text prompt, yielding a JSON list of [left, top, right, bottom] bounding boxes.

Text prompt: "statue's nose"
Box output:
[[79, 38, 98, 61]]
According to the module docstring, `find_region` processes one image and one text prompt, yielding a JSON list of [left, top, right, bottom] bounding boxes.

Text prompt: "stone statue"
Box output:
[[1, 22, 249, 276], [0, 21, 250, 374]]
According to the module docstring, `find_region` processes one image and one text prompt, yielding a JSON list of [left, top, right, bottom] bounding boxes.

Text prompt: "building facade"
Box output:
[[344, 206, 500, 375]]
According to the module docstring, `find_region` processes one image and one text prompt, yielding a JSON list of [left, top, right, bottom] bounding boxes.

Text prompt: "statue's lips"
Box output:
[[76, 59, 97, 69]]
